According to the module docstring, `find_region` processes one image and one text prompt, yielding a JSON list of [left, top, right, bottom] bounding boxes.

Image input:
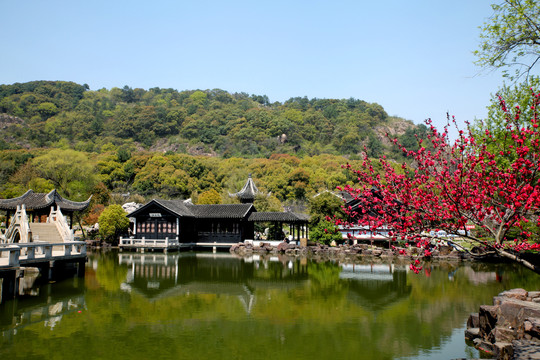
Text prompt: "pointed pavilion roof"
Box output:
[[231, 174, 263, 202], [0, 189, 92, 212]]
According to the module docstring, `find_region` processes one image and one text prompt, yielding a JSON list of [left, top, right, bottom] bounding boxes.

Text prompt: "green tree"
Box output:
[[98, 205, 129, 243], [31, 149, 96, 199], [254, 194, 283, 212], [308, 191, 345, 226], [475, 0, 540, 79], [197, 189, 222, 204], [366, 134, 383, 158], [471, 77, 540, 161], [37, 102, 58, 120]]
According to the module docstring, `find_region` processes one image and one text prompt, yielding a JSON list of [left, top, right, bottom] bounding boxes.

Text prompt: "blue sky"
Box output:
[[0, 0, 512, 131]]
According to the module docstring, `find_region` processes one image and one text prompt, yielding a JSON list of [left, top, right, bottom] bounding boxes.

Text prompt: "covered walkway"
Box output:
[[248, 212, 309, 243]]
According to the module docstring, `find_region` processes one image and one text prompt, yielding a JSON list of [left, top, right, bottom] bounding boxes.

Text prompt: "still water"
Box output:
[[1, 250, 540, 360]]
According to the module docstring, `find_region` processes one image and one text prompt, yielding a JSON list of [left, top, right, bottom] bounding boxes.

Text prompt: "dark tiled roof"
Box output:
[[126, 199, 195, 218], [128, 199, 309, 222], [155, 199, 196, 217], [248, 212, 309, 222], [189, 204, 254, 219], [0, 189, 91, 212]]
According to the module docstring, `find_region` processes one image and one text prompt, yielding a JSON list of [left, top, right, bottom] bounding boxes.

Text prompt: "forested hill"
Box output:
[[0, 81, 426, 158]]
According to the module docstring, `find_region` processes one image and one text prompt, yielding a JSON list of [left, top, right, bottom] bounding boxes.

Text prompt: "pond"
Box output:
[[1, 250, 540, 360]]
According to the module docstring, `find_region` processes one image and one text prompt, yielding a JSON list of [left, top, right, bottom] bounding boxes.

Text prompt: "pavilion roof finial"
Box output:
[[230, 175, 263, 203]]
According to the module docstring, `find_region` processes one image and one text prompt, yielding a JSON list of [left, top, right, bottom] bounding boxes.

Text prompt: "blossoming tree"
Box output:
[[339, 92, 540, 274]]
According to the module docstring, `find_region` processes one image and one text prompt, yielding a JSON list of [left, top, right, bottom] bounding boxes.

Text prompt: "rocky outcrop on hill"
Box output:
[[374, 117, 415, 147], [0, 114, 31, 148], [0, 113, 25, 128], [465, 288, 540, 359]]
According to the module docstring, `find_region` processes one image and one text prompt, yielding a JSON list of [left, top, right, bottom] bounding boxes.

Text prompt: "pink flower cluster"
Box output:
[[339, 90, 540, 272]]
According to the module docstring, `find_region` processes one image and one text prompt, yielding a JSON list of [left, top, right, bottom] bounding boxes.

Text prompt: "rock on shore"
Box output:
[[465, 288, 540, 359], [229, 242, 467, 262]]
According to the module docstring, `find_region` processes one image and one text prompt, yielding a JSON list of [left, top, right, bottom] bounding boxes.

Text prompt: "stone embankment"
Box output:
[[229, 242, 468, 262], [465, 288, 540, 359]]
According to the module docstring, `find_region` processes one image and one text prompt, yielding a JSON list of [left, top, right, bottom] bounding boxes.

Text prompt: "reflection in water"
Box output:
[[118, 252, 309, 305], [339, 263, 411, 312], [0, 277, 85, 337], [1, 251, 539, 360]]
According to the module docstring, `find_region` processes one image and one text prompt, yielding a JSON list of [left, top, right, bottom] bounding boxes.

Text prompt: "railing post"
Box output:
[[27, 246, 35, 260], [44, 245, 52, 258], [64, 243, 72, 256], [8, 247, 20, 267]]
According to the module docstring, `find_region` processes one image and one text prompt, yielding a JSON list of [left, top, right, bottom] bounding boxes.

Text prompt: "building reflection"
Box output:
[[117, 252, 413, 314], [338, 263, 411, 311], [118, 252, 310, 301]]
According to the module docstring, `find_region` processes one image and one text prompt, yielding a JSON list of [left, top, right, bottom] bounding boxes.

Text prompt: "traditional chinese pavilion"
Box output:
[[125, 176, 309, 247], [229, 174, 263, 203], [0, 189, 92, 228]]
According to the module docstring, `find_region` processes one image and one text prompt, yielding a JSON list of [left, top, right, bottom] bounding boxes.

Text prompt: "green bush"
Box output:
[[98, 205, 130, 244], [310, 220, 342, 245]]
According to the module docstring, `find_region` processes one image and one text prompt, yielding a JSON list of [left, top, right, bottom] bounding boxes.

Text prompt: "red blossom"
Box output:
[[338, 90, 540, 274]]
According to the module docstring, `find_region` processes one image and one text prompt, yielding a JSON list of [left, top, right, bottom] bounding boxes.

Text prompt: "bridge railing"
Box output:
[[0, 242, 86, 266], [119, 237, 180, 248], [48, 206, 74, 242], [0, 245, 21, 266], [3, 205, 31, 244]]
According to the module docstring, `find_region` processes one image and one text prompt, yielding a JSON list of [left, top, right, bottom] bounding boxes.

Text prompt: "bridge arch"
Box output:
[[11, 229, 21, 243]]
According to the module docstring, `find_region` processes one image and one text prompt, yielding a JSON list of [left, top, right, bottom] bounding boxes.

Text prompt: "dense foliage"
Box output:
[[0, 80, 429, 224], [0, 146, 363, 206], [0, 81, 421, 158]]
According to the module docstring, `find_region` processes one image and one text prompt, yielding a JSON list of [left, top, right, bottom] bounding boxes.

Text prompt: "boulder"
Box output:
[[524, 317, 540, 339], [491, 326, 516, 343], [449, 250, 461, 258], [276, 242, 289, 252], [498, 298, 540, 338], [528, 291, 540, 302], [372, 249, 383, 257], [468, 289, 540, 358], [438, 245, 452, 255], [493, 342, 514, 360], [479, 305, 498, 339], [474, 338, 495, 356], [465, 327, 480, 341], [500, 288, 529, 301], [467, 313, 480, 328]]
